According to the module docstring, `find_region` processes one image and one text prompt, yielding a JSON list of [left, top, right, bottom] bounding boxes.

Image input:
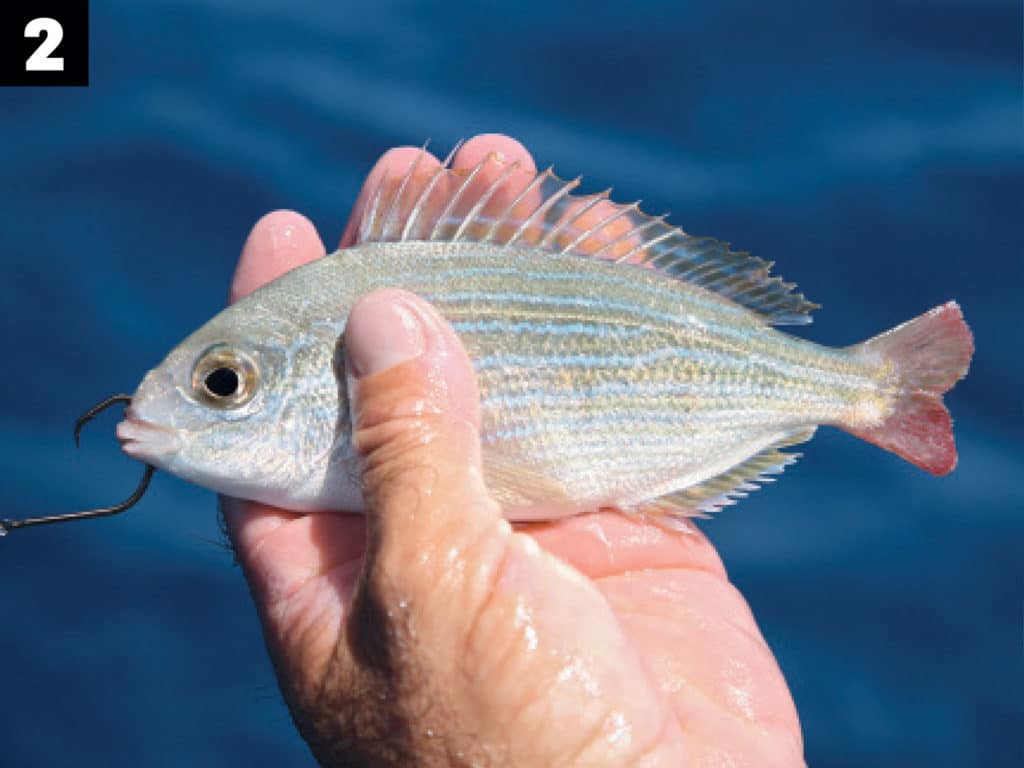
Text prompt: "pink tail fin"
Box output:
[[844, 301, 974, 475]]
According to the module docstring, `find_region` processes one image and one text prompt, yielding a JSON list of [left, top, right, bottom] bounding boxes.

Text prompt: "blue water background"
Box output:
[[1, 1, 1020, 765]]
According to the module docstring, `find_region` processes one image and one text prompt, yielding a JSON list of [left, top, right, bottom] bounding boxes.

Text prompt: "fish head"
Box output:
[[117, 300, 347, 507]]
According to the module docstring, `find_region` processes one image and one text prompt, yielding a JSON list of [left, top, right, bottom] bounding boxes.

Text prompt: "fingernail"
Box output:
[[346, 293, 426, 378]]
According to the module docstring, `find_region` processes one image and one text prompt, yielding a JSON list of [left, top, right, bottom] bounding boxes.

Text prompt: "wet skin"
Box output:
[[221, 134, 804, 766]]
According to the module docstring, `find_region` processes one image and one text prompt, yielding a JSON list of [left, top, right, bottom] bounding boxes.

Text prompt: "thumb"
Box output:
[[339, 291, 685, 764], [343, 289, 510, 637]]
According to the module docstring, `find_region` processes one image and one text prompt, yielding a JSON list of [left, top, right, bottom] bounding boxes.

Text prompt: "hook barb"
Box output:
[[2, 394, 155, 535]]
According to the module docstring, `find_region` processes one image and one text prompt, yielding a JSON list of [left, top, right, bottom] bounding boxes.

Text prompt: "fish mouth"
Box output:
[[116, 412, 181, 460]]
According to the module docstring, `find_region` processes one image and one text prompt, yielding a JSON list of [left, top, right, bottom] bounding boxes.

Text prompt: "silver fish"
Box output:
[[116, 151, 974, 528]]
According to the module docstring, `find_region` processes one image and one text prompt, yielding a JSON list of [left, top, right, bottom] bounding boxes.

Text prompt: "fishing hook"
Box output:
[[0, 394, 155, 536]]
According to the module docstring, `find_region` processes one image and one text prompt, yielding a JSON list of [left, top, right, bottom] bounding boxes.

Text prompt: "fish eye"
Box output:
[[191, 345, 258, 408]]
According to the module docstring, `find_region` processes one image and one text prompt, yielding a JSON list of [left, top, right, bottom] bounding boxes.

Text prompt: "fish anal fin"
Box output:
[[355, 146, 818, 325], [648, 427, 817, 521]]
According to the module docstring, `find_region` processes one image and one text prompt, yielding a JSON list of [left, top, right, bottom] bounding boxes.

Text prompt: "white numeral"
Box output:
[[25, 18, 65, 72]]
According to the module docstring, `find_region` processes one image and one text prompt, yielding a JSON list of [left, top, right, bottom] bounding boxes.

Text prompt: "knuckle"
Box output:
[[356, 415, 446, 496]]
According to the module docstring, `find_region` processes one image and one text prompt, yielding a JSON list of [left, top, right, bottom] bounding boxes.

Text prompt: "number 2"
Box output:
[[25, 18, 65, 72]]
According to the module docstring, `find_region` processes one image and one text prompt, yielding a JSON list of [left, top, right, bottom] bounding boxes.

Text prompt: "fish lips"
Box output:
[[116, 412, 182, 461]]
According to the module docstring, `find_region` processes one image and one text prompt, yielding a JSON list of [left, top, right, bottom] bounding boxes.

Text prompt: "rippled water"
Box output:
[[1, 1, 1020, 765]]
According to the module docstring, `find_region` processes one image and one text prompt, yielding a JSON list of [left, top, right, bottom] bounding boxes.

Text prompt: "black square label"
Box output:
[[0, 1, 89, 86]]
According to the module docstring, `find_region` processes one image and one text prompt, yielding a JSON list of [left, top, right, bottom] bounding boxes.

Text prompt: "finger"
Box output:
[[230, 209, 326, 303], [451, 133, 536, 173], [450, 134, 543, 239], [340, 136, 542, 250], [550, 195, 645, 259], [342, 295, 687, 761], [452, 135, 648, 261], [343, 287, 525, 677], [223, 210, 328, 569], [344, 289, 504, 580], [339, 146, 442, 248]]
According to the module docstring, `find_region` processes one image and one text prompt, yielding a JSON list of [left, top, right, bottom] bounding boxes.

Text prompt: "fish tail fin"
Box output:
[[843, 301, 973, 475]]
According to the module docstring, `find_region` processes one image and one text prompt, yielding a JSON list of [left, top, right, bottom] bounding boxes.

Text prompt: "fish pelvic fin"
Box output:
[[355, 144, 819, 325], [844, 301, 974, 475]]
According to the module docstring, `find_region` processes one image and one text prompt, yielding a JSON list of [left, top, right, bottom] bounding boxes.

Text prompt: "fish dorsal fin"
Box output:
[[357, 147, 819, 325], [654, 427, 817, 519]]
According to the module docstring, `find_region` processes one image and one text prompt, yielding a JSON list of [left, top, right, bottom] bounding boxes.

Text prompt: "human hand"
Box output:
[[222, 134, 804, 766]]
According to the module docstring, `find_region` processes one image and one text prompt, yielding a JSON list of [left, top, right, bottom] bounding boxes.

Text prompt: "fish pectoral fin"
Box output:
[[355, 146, 818, 325], [646, 427, 818, 524]]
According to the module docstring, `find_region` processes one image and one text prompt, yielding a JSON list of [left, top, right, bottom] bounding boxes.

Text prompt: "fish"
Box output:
[[116, 149, 974, 529]]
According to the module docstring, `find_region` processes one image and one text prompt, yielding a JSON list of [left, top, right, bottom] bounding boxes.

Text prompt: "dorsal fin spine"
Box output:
[[539, 189, 610, 249], [483, 168, 551, 244], [401, 163, 446, 241], [381, 146, 427, 240], [561, 201, 640, 256], [429, 158, 487, 241], [361, 170, 388, 242], [356, 146, 818, 325], [615, 226, 675, 264], [452, 160, 518, 242], [507, 175, 580, 247], [590, 212, 657, 259]]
